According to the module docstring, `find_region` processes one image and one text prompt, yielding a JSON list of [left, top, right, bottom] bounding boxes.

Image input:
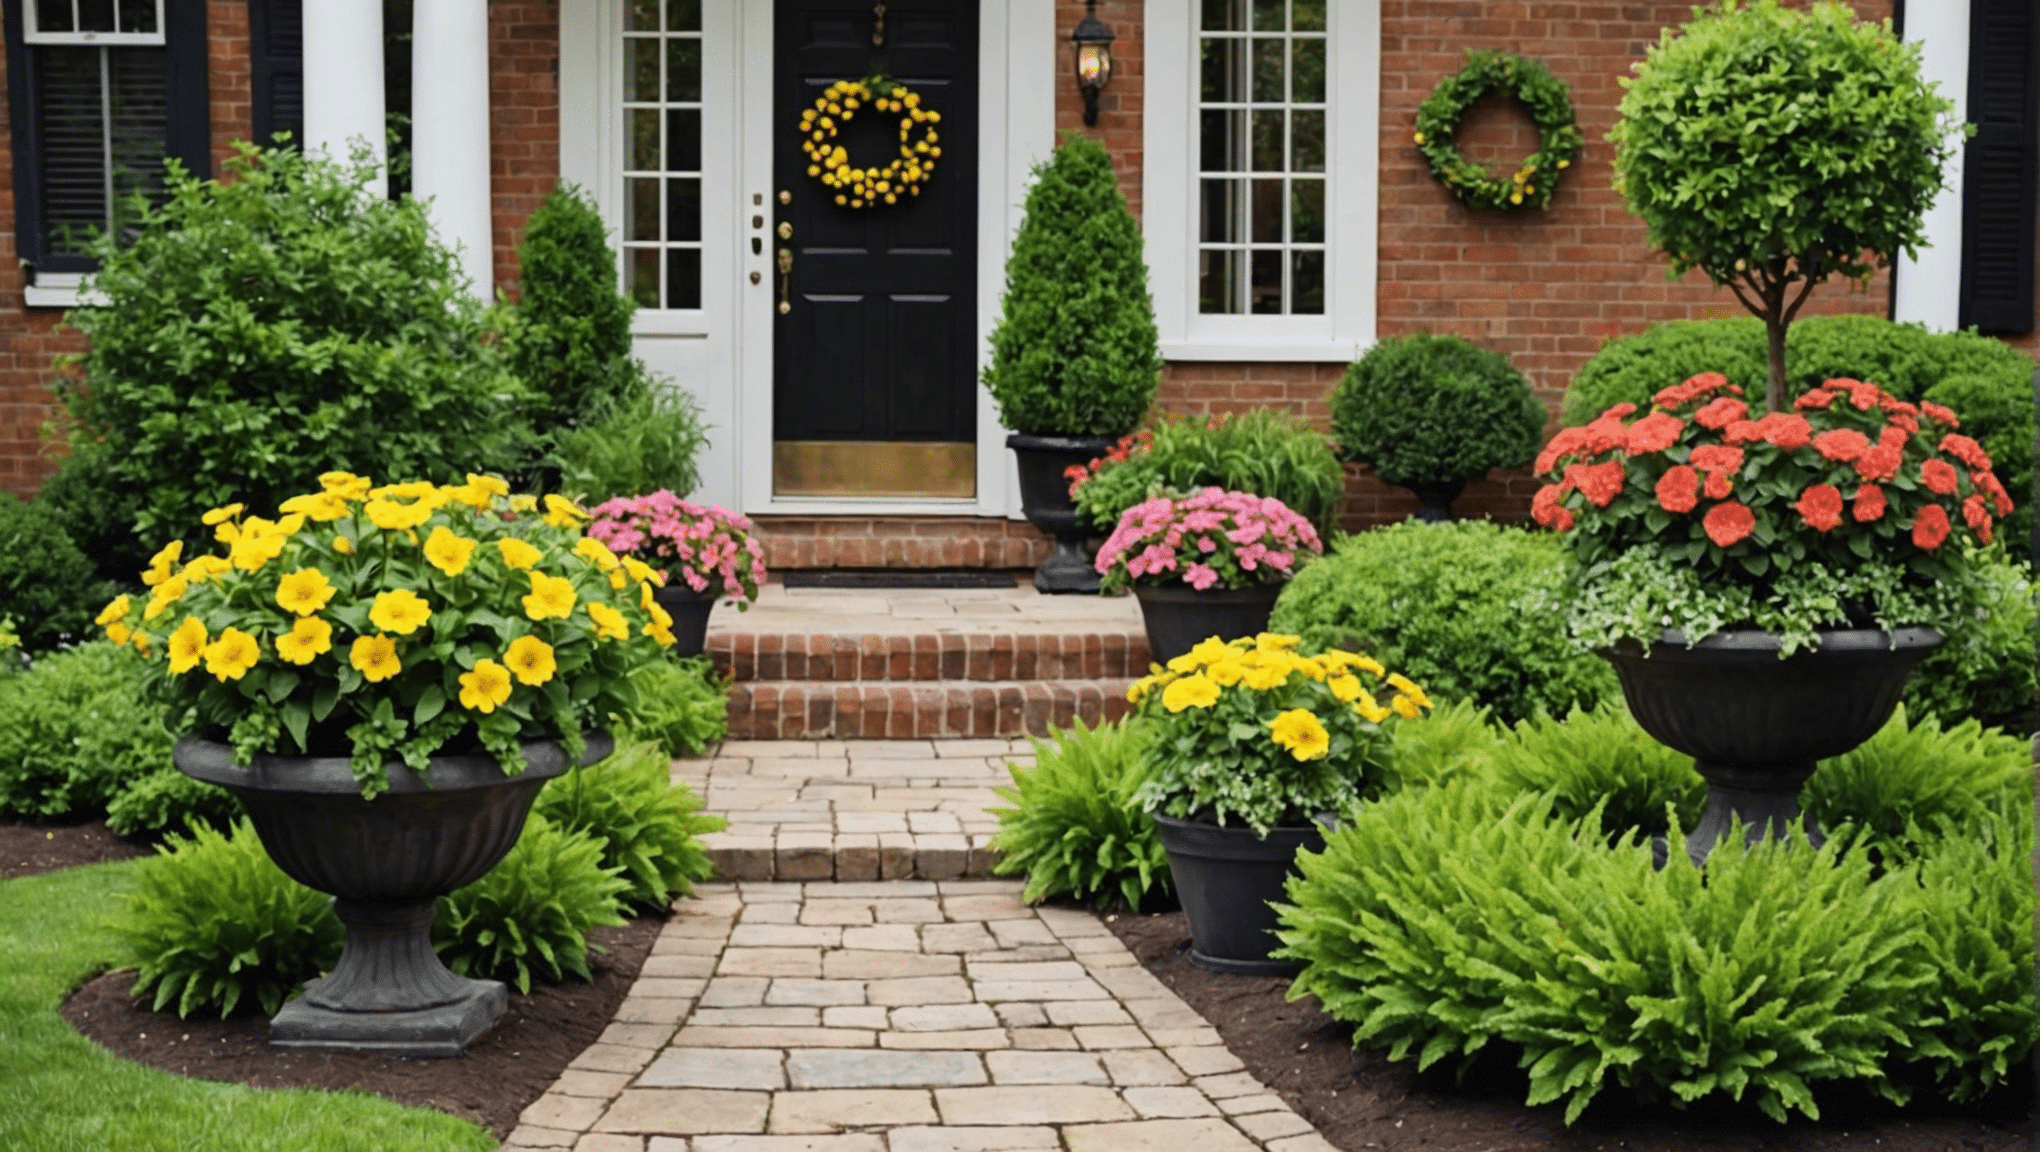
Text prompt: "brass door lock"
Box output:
[[776, 248, 793, 314]]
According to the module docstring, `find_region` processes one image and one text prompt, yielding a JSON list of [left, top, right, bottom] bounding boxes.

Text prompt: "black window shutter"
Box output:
[[249, 0, 303, 150], [1960, 0, 2039, 335]]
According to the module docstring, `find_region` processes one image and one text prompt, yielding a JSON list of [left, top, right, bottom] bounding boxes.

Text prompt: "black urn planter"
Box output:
[[1153, 812, 1324, 975], [1132, 583, 1284, 666], [652, 583, 718, 657], [1402, 479, 1465, 523], [1599, 628, 1941, 865], [172, 731, 613, 1055], [1007, 432, 1115, 594]]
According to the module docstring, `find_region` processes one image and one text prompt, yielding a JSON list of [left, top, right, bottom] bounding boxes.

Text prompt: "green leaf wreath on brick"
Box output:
[[1414, 51, 1584, 210]]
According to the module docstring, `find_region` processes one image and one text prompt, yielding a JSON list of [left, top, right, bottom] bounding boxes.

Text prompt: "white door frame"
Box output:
[[561, 0, 1054, 519]]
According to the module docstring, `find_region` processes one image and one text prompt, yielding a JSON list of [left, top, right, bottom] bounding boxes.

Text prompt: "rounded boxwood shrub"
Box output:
[[1268, 521, 1617, 726], [983, 132, 1160, 436], [1071, 409, 1345, 536], [0, 492, 119, 652], [1560, 317, 1767, 426], [1330, 333, 1546, 490]]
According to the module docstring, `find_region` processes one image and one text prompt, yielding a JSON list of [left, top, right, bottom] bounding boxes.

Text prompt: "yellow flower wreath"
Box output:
[[798, 77, 942, 209]]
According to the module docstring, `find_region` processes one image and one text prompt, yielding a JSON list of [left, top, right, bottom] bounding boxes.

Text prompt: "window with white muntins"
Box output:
[[620, 0, 704, 311]]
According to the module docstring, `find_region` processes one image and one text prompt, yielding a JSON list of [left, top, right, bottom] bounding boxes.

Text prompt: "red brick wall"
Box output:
[[489, 4, 561, 298]]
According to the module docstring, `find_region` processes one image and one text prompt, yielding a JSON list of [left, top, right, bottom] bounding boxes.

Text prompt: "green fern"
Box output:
[[535, 741, 726, 909], [1385, 698, 1503, 789], [989, 717, 1170, 911], [434, 814, 629, 994], [1803, 705, 2032, 864], [1487, 702, 1704, 839]]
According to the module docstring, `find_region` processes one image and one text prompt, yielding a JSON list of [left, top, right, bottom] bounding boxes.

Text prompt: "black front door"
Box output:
[[772, 0, 978, 498]]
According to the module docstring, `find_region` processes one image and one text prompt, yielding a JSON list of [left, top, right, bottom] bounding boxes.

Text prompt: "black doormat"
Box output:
[[782, 569, 1019, 590]]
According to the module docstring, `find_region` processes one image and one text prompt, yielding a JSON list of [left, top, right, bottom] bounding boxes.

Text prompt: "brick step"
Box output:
[[707, 629, 1151, 683], [727, 679, 1140, 740]]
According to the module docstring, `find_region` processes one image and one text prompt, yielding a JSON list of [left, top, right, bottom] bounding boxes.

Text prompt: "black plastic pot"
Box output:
[[1132, 583, 1284, 666], [1007, 432, 1115, 594], [1152, 812, 1325, 975], [173, 731, 612, 1055], [1600, 627, 1941, 865], [652, 583, 718, 657]]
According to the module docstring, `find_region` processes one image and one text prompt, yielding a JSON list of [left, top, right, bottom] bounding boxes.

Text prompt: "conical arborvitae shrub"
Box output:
[[983, 132, 1160, 437], [505, 183, 651, 430]]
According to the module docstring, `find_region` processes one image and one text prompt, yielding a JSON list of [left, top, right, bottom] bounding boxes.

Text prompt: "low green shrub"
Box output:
[[989, 717, 1169, 912], [104, 766, 245, 841], [1486, 703, 1703, 840], [1899, 549, 2036, 735], [552, 384, 711, 504], [0, 642, 175, 820], [1071, 409, 1345, 537], [0, 494, 117, 652], [1923, 371, 2035, 551], [617, 654, 730, 757], [1330, 333, 1547, 489], [434, 814, 629, 994], [1268, 521, 1617, 726], [1560, 317, 1766, 427], [120, 819, 342, 1018], [534, 742, 726, 910]]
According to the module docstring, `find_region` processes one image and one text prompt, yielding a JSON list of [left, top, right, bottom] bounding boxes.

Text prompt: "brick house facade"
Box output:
[[2, 1, 2033, 566]]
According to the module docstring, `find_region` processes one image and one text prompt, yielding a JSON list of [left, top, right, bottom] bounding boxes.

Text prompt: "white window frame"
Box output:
[[24, 0, 165, 45], [1143, 0, 1378, 362]]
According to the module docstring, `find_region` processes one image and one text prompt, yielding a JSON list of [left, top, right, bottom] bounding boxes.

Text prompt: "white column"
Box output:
[[1892, 5, 1970, 333], [302, 0, 387, 182], [412, 0, 497, 300]]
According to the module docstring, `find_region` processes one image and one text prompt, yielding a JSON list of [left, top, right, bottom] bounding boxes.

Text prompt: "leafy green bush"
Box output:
[[1561, 317, 1767, 426], [1330, 333, 1547, 489], [1900, 549, 2035, 735], [1486, 704, 1703, 839], [503, 183, 650, 432], [0, 494, 118, 652], [553, 385, 710, 504], [0, 642, 175, 820], [989, 717, 1169, 912], [104, 766, 244, 841], [616, 655, 730, 757], [1269, 521, 1617, 726], [983, 132, 1160, 436], [1071, 409, 1345, 536], [434, 814, 629, 994], [49, 142, 530, 579], [121, 819, 343, 1018], [534, 742, 725, 910], [1924, 370, 2035, 552]]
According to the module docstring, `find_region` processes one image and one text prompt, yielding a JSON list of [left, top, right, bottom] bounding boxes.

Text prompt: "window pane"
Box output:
[[666, 38, 701, 102], [1251, 38, 1283, 103], [1250, 109, 1283, 170], [1200, 178, 1243, 243], [1291, 179, 1324, 243], [1293, 0, 1325, 32], [1199, 108, 1245, 172], [1292, 109, 1324, 171], [1292, 251, 1325, 314], [1251, 178, 1282, 244], [106, 47, 167, 237], [1200, 36, 1245, 104], [78, 0, 115, 33], [665, 247, 700, 309], [626, 0, 659, 32], [36, 0, 73, 32], [39, 47, 104, 256], [1201, 0, 1244, 32], [665, 108, 700, 171], [1252, 0, 1284, 32], [1199, 248, 1241, 313], [625, 247, 660, 307], [1292, 38, 1324, 103], [1250, 249, 1283, 314], [665, 177, 700, 242], [626, 177, 659, 241], [665, 0, 701, 33], [117, 0, 156, 34], [628, 108, 659, 169], [625, 38, 658, 102]]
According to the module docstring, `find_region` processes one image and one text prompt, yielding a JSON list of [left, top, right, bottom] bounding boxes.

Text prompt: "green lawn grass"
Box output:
[[0, 861, 494, 1152]]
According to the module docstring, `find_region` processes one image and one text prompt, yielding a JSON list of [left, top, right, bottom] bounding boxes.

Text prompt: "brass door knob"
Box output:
[[776, 221, 793, 240]]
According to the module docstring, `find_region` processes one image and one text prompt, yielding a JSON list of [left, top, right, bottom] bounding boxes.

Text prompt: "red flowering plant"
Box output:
[[1533, 373, 2014, 655]]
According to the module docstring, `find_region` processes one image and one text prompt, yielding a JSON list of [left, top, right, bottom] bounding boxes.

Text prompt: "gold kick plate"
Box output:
[[773, 441, 976, 498]]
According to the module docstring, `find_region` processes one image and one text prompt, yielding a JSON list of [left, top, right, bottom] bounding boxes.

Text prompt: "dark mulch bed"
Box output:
[[1104, 908, 2034, 1152], [1, 816, 154, 877]]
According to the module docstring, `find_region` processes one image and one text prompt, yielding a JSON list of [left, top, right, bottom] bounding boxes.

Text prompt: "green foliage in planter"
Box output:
[[983, 132, 1160, 436], [1268, 521, 1617, 726], [1608, 0, 1961, 411], [1072, 409, 1345, 536], [0, 493, 118, 653], [434, 814, 629, 994], [104, 765, 246, 841], [1899, 550, 2035, 736], [552, 385, 710, 504], [1276, 709, 2036, 1123], [0, 642, 175, 821], [1330, 333, 1547, 489], [49, 143, 531, 579], [534, 741, 726, 910], [616, 654, 730, 757], [1486, 703, 1703, 840], [120, 819, 343, 1018], [1383, 699, 1503, 790], [989, 717, 1169, 912], [503, 183, 652, 433]]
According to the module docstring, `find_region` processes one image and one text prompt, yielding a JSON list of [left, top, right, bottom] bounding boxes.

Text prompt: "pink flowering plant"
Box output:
[[1094, 488, 1324, 594], [1532, 372, 2013, 654], [586, 491, 768, 609]]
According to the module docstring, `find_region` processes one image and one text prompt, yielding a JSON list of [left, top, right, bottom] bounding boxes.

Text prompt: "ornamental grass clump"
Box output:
[[1095, 488, 1323, 594], [586, 490, 767, 608], [1130, 634, 1431, 836], [1535, 374, 2013, 655], [97, 473, 678, 797]]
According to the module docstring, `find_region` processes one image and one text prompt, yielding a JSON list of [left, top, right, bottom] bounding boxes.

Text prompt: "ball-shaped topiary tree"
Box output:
[[1331, 333, 1547, 519], [983, 132, 1160, 437], [1608, 0, 1962, 412]]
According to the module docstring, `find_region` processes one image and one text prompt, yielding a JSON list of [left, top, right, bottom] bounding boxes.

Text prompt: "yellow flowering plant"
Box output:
[[99, 473, 677, 797], [1129, 633, 1432, 837]]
